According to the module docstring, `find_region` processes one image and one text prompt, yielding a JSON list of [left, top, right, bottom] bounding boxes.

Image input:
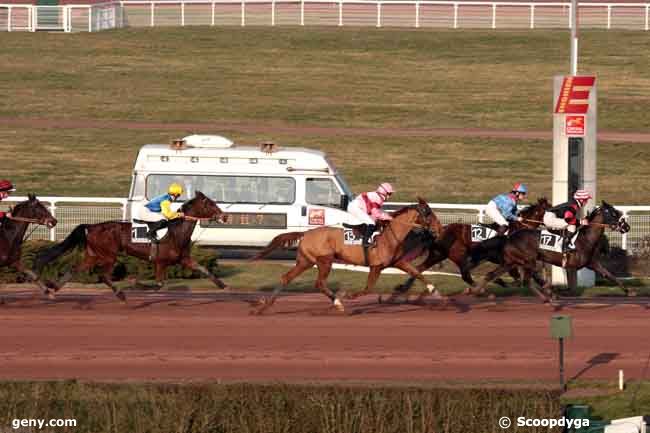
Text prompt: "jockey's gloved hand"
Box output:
[[516, 216, 523, 222], [580, 218, 589, 226], [567, 225, 577, 233]]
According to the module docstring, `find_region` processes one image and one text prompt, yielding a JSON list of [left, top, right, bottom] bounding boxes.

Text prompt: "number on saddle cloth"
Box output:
[[131, 221, 168, 244], [470, 224, 498, 243], [343, 227, 378, 246], [538, 229, 563, 253]]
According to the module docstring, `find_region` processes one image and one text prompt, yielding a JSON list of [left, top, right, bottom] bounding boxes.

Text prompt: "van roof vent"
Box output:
[[182, 135, 234, 148]]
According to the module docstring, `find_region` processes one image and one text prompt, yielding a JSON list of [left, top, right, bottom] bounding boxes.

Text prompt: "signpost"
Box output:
[[551, 315, 573, 391]]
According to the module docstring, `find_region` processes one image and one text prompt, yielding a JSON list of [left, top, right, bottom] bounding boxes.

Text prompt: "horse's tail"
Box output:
[[33, 224, 88, 273], [469, 235, 507, 266], [251, 232, 306, 261]]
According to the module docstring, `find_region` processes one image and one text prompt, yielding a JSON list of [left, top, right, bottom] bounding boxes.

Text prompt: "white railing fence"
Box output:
[[2, 1, 649, 32], [3, 196, 649, 252]]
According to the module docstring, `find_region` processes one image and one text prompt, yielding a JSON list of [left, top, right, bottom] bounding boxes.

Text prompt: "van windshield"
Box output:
[[146, 174, 296, 205]]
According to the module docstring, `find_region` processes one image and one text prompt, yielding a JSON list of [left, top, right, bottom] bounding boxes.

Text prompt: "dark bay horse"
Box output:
[[471, 201, 632, 301], [390, 197, 551, 297], [251, 198, 443, 314], [33, 191, 227, 301], [0, 194, 57, 295]]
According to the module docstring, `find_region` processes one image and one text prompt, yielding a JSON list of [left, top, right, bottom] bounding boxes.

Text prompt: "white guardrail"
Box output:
[[1, 1, 649, 32], [3, 196, 650, 253]]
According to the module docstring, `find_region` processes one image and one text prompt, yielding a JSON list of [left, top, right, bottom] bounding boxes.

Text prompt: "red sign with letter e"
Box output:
[[555, 76, 596, 114], [308, 209, 325, 225], [565, 115, 586, 136]]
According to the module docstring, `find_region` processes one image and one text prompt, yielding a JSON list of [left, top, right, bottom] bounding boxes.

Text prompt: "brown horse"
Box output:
[[0, 194, 57, 295], [390, 197, 551, 298], [471, 201, 633, 301], [33, 191, 227, 301], [251, 198, 444, 313]]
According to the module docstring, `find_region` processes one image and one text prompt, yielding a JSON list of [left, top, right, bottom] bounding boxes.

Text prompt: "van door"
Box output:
[[302, 177, 353, 229]]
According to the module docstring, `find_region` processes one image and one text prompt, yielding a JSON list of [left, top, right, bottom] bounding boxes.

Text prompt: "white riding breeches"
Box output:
[[543, 212, 570, 231], [138, 206, 164, 223], [486, 200, 509, 226], [346, 203, 374, 225]]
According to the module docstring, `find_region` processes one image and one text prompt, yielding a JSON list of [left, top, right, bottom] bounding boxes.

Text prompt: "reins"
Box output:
[[520, 217, 616, 229]]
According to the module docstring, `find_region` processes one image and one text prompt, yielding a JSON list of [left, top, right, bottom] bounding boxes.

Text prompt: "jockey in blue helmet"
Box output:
[[485, 183, 528, 235]]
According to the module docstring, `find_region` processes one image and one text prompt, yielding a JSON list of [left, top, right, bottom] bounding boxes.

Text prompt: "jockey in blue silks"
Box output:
[[485, 183, 528, 235]]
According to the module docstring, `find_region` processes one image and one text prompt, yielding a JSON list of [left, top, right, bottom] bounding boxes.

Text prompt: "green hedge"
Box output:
[[0, 241, 221, 284], [0, 381, 561, 433]]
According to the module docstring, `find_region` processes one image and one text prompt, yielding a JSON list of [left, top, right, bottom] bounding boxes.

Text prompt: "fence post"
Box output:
[[646, 4, 649, 31], [530, 4, 534, 28], [376, 1, 381, 27], [272, 0, 275, 26], [63, 5, 68, 31], [491, 3, 495, 29], [211, 1, 214, 25], [622, 211, 628, 252], [49, 202, 57, 242], [478, 208, 485, 223], [150, 2, 155, 27], [415, 1, 419, 28], [568, 3, 571, 28], [181, 1, 185, 26], [88, 5, 92, 31], [32, 5, 37, 31], [7, 6, 11, 31], [607, 4, 611, 29], [338, 0, 342, 26], [241, 0, 245, 26], [453, 2, 458, 29], [300, 0, 304, 25]]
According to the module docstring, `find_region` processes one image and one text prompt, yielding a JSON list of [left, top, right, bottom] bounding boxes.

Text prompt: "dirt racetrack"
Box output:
[[0, 287, 649, 384]]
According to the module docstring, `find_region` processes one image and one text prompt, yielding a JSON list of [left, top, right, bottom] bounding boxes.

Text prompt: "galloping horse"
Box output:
[[390, 197, 551, 297], [470, 201, 633, 301], [0, 194, 57, 295], [33, 192, 227, 301], [251, 198, 443, 313]]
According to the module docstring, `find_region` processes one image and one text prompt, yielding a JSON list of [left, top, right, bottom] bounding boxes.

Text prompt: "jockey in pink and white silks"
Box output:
[[346, 183, 394, 246]]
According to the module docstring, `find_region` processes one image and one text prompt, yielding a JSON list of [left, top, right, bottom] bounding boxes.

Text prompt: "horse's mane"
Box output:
[[518, 197, 549, 216], [391, 204, 419, 218], [180, 191, 206, 212]]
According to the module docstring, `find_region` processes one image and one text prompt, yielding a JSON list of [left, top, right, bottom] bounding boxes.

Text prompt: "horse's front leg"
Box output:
[[12, 260, 52, 297], [180, 257, 228, 290], [589, 260, 636, 297], [393, 259, 445, 303]]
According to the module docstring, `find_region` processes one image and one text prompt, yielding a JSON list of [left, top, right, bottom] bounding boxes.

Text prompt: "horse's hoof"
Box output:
[[463, 287, 473, 295], [487, 293, 496, 301], [45, 291, 56, 301], [378, 295, 383, 304], [626, 290, 638, 297], [116, 291, 127, 303], [333, 298, 345, 312]]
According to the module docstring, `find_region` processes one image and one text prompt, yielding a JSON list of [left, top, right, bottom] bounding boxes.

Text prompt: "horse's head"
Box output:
[[10, 194, 57, 228], [415, 197, 442, 236], [518, 196, 551, 221], [181, 191, 226, 222], [590, 200, 630, 234]]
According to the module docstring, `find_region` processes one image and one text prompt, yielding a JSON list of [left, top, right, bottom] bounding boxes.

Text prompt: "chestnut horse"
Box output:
[[0, 194, 57, 295], [471, 201, 633, 301], [391, 197, 551, 297], [251, 198, 443, 313], [33, 191, 227, 301]]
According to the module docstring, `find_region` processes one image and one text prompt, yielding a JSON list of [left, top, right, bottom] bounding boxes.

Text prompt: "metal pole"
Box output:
[[559, 338, 566, 392], [570, 0, 578, 75]]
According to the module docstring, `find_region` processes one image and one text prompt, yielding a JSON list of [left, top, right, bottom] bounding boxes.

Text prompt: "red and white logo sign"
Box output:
[[308, 208, 325, 225], [565, 115, 586, 136]]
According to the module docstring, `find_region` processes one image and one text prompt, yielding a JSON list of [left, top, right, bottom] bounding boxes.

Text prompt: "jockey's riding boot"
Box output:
[[495, 225, 508, 236], [146, 220, 167, 243], [561, 230, 570, 267], [362, 224, 376, 247]]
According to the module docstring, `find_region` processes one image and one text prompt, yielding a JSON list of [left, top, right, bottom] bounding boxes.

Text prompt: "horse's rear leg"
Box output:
[[47, 255, 97, 295], [99, 262, 126, 302], [12, 261, 51, 297], [471, 265, 511, 298], [314, 255, 343, 311], [254, 252, 313, 315], [180, 258, 228, 290]]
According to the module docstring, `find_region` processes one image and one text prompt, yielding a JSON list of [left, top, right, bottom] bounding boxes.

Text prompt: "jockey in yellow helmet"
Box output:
[[139, 183, 185, 242]]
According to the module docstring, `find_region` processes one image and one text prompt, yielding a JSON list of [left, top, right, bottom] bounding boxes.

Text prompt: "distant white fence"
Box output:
[[3, 196, 650, 253], [2, 1, 649, 31]]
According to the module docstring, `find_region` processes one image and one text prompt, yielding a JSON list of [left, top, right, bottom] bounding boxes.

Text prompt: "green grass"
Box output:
[[563, 381, 650, 420], [2, 28, 650, 202]]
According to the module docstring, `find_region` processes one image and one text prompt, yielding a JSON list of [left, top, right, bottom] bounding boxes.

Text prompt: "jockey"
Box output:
[[543, 189, 592, 251], [346, 182, 394, 246], [485, 183, 528, 235], [139, 183, 185, 242], [0, 179, 16, 221]]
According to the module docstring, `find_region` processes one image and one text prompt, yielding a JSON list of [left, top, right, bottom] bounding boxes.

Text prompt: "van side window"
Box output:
[[146, 174, 295, 204], [306, 178, 341, 208]]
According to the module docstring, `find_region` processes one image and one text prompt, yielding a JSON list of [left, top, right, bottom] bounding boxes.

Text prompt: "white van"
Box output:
[[126, 135, 355, 247]]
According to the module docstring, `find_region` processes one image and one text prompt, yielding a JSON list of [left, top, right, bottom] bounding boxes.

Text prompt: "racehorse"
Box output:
[[33, 191, 227, 301], [250, 198, 443, 314], [469, 200, 633, 301], [0, 194, 57, 295], [389, 197, 551, 298]]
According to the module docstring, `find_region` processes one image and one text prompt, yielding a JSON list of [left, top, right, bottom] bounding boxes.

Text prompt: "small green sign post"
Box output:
[[550, 315, 573, 391]]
